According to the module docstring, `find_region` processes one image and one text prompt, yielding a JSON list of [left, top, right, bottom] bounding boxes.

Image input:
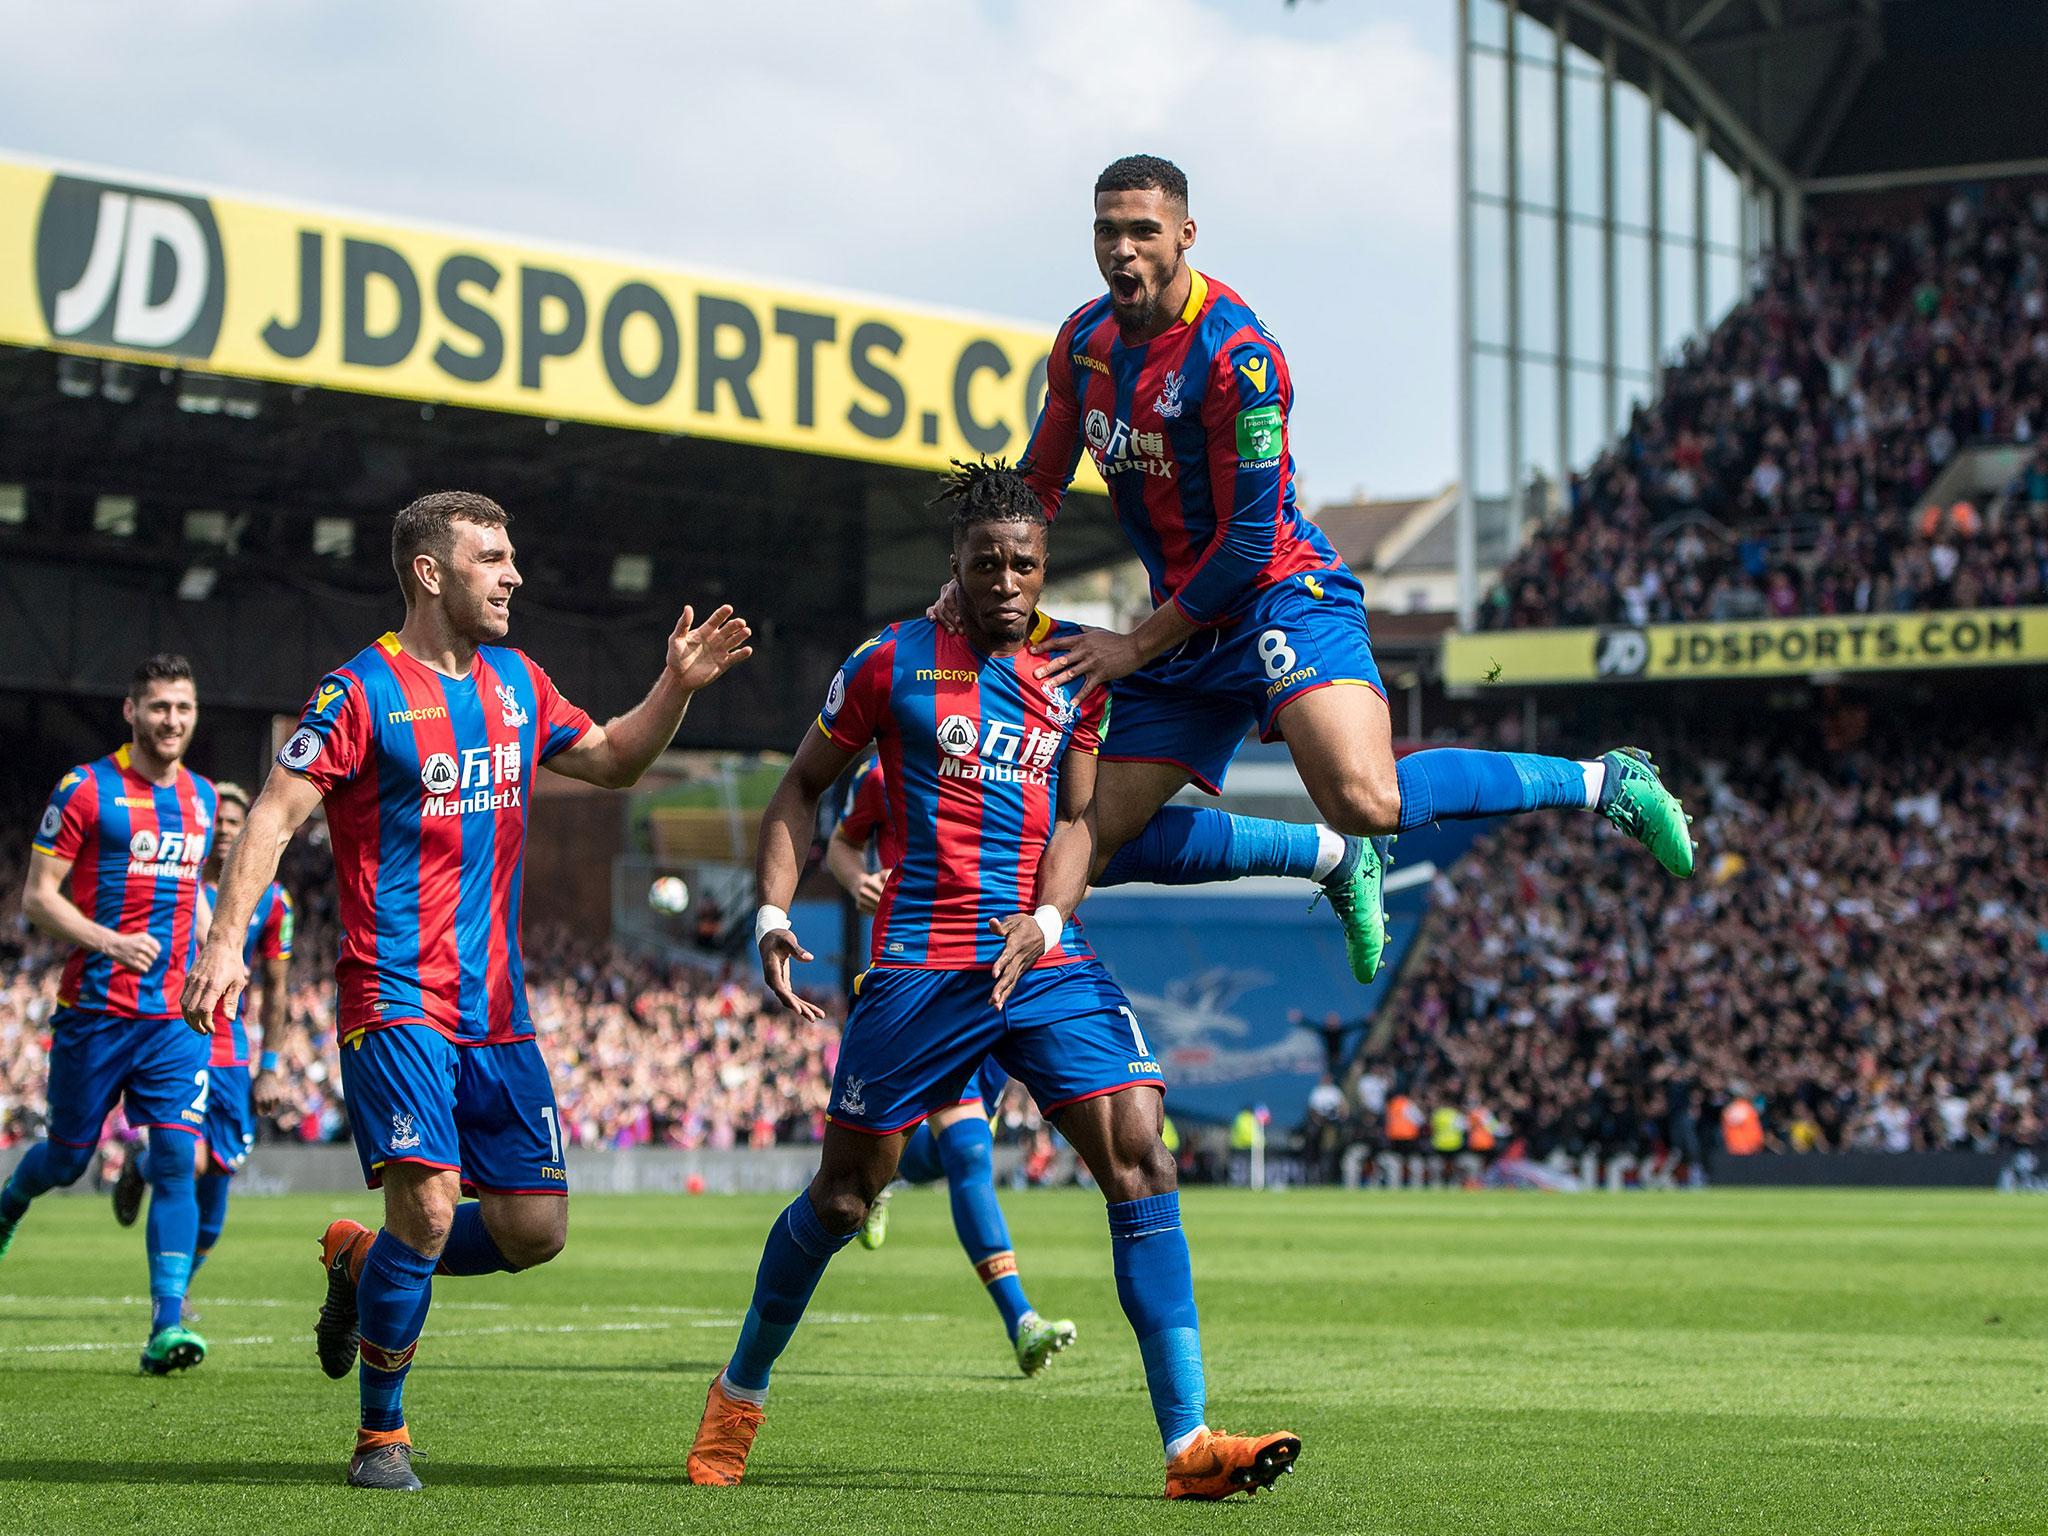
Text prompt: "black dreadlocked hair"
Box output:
[[1095, 153, 1188, 208], [933, 458, 1047, 547]]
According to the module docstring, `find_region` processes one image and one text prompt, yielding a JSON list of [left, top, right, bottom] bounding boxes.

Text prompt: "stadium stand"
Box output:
[[1483, 185, 2048, 630]]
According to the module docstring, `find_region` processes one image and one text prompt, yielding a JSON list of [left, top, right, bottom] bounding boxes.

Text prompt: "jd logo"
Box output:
[[1595, 628, 1650, 678], [35, 176, 226, 358]]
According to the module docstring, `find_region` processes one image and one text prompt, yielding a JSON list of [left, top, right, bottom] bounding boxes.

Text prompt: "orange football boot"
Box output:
[[1164, 1427, 1302, 1500], [686, 1375, 766, 1486]]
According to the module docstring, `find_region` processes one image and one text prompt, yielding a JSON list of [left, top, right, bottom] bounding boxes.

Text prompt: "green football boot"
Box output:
[[1597, 747, 1695, 878], [1013, 1312, 1077, 1377], [0, 1210, 18, 1264], [1314, 835, 1392, 984], [857, 1186, 892, 1251], [139, 1322, 207, 1376]]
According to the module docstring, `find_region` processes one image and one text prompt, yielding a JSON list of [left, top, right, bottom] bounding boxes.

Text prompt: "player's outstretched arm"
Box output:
[[546, 604, 753, 789], [755, 727, 857, 1020], [181, 767, 322, 1035], [22, 852, 161, 975], [991, 748, 1100, 1008], [251, 949, 293, 1113]]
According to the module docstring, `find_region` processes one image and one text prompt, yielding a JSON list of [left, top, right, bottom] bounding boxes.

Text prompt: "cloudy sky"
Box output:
[[1, 0, 1457, 503]]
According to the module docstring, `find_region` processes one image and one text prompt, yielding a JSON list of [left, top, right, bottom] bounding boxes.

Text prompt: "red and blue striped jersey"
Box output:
[[835, 756, 888, 865], [276, 632, 592, 1046], [202, 879, 293, 1067], [1019, 270, 1339, 627], [818, 614, 1104, 971], [33, 745, 217, 1020]]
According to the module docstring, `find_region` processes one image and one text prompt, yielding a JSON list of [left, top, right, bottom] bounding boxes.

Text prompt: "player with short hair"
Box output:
[[825, 754, 1077, 1376], [3, 654, 218, 1374], [687, 462, 1301, 1501], [971, 155, 1695, 978], [182, 489, 752, 1492], [115, 784, 297, 1285]]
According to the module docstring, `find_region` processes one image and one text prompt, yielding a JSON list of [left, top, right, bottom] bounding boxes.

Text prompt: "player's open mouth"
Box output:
[[1110, 271, 1142, 303]]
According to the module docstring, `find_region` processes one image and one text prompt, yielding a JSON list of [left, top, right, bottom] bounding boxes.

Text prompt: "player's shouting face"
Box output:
[[427, 518, 523, 643], [952, 519, 1048, 650], [1095, 185, 1195, 339]]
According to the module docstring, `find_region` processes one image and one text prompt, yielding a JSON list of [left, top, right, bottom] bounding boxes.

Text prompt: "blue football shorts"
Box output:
[[827, 959, 1164, 1136], [1102, 563, 1385, 793], [44, 1008, 209, 1148], [339, 1023, 567, 1195]]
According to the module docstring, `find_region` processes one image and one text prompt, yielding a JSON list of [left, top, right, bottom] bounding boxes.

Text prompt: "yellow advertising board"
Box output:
[[0, 156, 1097, 483], [1443, 607, 2048, 687]]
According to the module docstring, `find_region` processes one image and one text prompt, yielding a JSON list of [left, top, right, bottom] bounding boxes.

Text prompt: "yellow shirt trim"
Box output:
[[1179, 269, 1209, 326]]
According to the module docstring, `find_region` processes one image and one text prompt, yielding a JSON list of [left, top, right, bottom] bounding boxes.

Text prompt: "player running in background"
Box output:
[[116, 783, 296, 1292], [181, 491, 752, 1492], [949, 155, 1693, 982], [826, 754, 1077, 1377], [688, 463, 1301, 1500], [2, 654, 218, 1375]]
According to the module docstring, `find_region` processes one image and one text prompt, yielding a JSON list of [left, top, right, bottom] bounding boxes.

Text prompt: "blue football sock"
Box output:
[[356, 1231, 437, 1433], [192, 1167, 232, 1276], [725, 1190, 855, 1395], [1394, 748, 1592, 830], [1107, 1191, 1206, 1454], [435, 1201, 515, 1276], [1097, 805, 1323, 886], [144, 1129, 199, 1336], [3, 1141, 69, 1219], [897, 1123, 945, 1185], [936, 1117, 1032, 1340]]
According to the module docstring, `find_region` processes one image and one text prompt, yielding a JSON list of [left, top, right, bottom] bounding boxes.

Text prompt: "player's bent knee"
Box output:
[[1324, 778, 1400, 838], [938, 1131, 993, 1184], [500, 1226, 566, 1270], [809, 1182, 871, 1237]]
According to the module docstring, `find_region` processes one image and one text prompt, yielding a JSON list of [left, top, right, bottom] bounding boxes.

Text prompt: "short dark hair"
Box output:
[[1096, 154, 1188, 208], [214, 781, 250, 813], [129, 653, 194, 700], [934, 459, 1046, 547], [391, 491, 511, 601]]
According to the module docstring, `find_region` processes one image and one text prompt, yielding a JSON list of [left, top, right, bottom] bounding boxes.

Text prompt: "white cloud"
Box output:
[[0, 0, 1456, 497]]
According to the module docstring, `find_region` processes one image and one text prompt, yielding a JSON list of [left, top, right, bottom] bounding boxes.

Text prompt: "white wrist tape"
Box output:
[[1031, 904, 1063, 952], [755, 905, 793, 945]]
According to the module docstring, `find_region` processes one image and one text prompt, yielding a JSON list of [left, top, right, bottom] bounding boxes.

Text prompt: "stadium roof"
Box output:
[[0, 154, 1126, 751], [1517, 0, 2048, 192]]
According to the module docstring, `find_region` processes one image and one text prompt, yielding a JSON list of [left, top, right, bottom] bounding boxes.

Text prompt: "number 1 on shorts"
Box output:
[[540, 1105, 562, 1162]]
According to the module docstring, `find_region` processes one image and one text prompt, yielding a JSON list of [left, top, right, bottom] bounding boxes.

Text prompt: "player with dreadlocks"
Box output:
[[687, 460, 1303, 1500]]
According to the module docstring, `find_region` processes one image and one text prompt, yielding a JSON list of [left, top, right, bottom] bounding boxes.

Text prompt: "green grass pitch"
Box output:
[[1, 1187, 2043, 1534]]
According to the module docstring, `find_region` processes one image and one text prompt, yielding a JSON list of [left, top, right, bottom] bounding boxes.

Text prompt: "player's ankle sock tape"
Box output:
[[936, 1118, 1033, 1335], [436, 1201, 515, 1276], [145, 1128, 199, 1330], [1097, 806, 1321, 886], [194, 1168, 231, 1258], [357, 1232, 437, 1433], [725, 1192, 855, 1393], [1395, 748, 1589, 830], [1107, 1192, 1207, 1451], [896, 1123, 945, 1184]]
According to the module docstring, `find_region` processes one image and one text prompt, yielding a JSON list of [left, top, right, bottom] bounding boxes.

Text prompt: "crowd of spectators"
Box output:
[[1485, 184, 2048, 630], [1357, 714, 2048, 1165]]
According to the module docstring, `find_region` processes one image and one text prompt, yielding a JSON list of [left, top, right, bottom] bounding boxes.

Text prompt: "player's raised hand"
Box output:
[[178, 937, 246, 1036], [103, 928, 161, 975], [988, 914, 1046, 1009], [926, 580, 965, 634], [1031, 625, 1143, 702], [667, 604, 755, 693], [759, 928, 825, 1020]]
